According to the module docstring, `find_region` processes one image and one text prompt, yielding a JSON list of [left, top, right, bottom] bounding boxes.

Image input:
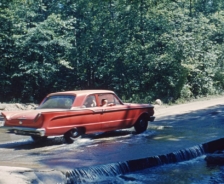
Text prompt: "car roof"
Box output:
[[48, 90, 115, 96]]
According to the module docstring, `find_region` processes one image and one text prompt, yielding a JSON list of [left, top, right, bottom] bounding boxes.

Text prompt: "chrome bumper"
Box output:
[[2, 126, 46, 136]]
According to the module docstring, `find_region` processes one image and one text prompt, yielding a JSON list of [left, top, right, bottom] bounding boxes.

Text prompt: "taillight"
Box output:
[[34, 113, 43, 124]]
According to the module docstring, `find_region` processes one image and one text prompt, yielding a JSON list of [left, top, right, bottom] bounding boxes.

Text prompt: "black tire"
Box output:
[[134, 115, 148, 134], [64, 128, 81, 144], [31, 135, 47, 143]]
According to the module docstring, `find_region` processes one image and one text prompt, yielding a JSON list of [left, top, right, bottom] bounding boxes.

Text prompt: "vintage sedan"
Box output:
[[1, 90, 155, 143]]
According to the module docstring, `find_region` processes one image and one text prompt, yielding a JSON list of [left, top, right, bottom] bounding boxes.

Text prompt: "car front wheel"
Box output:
[[64, 128, 81, 144], [134, 115, 148, 134]]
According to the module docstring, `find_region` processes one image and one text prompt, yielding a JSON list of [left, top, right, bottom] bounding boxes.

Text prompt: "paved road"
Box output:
[[0, 96, 224, 183]]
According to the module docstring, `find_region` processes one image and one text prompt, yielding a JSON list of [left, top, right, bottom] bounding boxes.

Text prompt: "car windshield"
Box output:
[[37, 95, 75, 109]]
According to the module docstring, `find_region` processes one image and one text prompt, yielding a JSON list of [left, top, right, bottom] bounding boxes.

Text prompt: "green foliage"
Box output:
[[1, 0, 224, 103]]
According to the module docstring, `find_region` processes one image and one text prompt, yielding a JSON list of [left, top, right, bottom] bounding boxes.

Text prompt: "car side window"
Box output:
[[98, 94, 122, 106], [113, 95, 122, 105], [83, 95, 97, 108]]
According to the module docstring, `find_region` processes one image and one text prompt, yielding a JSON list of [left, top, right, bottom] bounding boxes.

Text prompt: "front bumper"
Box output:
[[2, 126, 46, 136], [149, 116, 155, 122]]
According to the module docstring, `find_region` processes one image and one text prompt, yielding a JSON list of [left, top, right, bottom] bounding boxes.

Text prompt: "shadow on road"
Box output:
[[0, 136, 66, 150], [0, 130, 140, 150]]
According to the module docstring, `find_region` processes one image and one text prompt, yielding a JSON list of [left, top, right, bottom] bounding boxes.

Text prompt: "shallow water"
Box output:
[[72, 156, 224, 184], [122, 157, 222, 184]]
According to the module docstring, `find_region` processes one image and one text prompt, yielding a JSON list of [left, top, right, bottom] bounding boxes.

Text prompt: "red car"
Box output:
[[1, 90, 155, 143]]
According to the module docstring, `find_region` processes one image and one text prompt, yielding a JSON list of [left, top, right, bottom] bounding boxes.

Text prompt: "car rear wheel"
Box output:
[[64, 128, 81, 144], [31, 135, 47, 143], [134, 115, 148, 134]]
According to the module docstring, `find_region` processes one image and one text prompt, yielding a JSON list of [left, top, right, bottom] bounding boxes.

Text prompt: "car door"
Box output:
[[98, 93, 135, 131], [78, 94, 102, 133], [64, 94, 100, 134]]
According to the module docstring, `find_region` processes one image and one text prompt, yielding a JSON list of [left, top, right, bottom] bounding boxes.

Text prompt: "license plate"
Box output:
[[0, 120, 5, 126]]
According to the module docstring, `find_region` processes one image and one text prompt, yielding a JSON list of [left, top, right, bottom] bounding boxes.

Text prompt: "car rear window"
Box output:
[[37, 95, 75, 109]]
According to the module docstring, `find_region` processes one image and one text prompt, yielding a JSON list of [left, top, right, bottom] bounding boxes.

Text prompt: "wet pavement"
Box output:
[[0, 96, 224, 183]]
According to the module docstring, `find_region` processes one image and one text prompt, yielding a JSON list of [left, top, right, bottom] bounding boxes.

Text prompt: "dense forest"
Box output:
[[1, 0, 224, 103]]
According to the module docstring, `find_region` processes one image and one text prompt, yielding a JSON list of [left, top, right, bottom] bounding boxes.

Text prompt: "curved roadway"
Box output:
[[0, 96, 224, 183]]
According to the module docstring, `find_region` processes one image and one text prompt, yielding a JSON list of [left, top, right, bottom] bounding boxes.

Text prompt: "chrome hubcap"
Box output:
[[72, 130, 78, 137]]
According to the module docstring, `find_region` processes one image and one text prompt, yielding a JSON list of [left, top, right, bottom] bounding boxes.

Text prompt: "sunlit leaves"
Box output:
[[1, 0, 224, 103]]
